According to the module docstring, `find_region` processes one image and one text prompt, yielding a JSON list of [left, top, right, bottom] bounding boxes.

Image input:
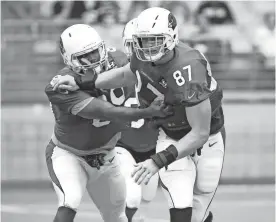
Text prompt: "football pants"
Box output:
[[191, 128, 225, 222], [46, 142, 127, 222], [157, 129, 196, 209]]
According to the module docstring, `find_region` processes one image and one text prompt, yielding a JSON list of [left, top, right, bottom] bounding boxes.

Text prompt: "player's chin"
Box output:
[[144, 51, 160, 60]]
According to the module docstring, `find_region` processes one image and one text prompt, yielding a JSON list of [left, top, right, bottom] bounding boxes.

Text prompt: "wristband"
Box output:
[[75, 73, 98, 90], [150, 144, 178, 169]]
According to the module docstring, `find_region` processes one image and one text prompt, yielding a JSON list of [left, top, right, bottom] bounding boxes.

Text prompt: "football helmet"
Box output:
[[122, 18, 137, 58], [59, 24, 108, 74], [133, 7, 179, 62]]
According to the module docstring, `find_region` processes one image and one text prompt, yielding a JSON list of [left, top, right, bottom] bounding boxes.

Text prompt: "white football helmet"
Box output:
[[133, 7, 179, 62], [59, 24, 108, 74], [122, 18, 137, 58]]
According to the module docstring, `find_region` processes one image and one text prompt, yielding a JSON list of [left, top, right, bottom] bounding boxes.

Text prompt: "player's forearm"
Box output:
[[150, 130, 209, 169], [175, 130, 209, 159], [74, 70, 128, 91], [75, 64, 135, 90], [95, 68, 124, 89], [74, 68, 128, 90], [95, 66, 135, 89]]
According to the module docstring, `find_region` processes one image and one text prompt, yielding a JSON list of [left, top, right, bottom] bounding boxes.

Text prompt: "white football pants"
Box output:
[[157, 128, 225, 222], [115, 146, 159, 209], [46, 142, 127, 222]]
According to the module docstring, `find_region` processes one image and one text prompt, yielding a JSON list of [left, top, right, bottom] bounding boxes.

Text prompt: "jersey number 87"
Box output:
[[173, 65, 192, 86]]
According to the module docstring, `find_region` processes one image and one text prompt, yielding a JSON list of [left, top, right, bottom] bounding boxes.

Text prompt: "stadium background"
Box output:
[[1, 1, 275, 222]]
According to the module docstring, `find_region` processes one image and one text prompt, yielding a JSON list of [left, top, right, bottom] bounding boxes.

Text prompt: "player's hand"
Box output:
[[51, 75, 79, 92], [131, 159, 159, 185], [146, 115, 174, 129], [148, 99, 173, 118]]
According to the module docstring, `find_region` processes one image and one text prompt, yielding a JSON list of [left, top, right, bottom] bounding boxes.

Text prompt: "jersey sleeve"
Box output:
[[45, 84, 92, 113], [167, 59, 213, 107]]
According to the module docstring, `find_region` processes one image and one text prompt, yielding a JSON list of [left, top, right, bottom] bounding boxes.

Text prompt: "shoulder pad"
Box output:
[[44, 83, 70, 102], [45, 83, 54, 95], [44, 83, 65, 104], [45, 82, 92, 113]]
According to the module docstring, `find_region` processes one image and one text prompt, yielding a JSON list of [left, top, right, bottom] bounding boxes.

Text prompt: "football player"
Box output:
[[44, 24, 172, 222], [116, 18, 159, 222], [52, 7, 226, 222]]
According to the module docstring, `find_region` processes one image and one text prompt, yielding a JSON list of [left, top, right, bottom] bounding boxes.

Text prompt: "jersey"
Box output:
[[116, 86, 159, 153], [130, 42, 224, 140], [45, 49, 129, 153], [98, 48, 158, 153]]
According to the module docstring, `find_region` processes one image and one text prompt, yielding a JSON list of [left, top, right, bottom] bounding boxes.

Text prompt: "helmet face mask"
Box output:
[[71, 42, 107, 73], [124, 40, 134, 58], [133, 34, 174, 61], [60, 24, 108, 75]]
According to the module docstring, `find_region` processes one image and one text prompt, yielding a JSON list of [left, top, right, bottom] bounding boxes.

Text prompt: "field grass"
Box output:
[[1, 185, 275, 222]]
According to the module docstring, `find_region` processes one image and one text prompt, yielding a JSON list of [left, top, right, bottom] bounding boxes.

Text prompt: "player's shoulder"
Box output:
[[165, 43, 215, 106], [172, 42, 206, 69], [45, 67, 69, 92], [44, 81, 69, 104], [165, 42, 210, 85], [45, 67, 78, 102], [107, 47, 128, 68]]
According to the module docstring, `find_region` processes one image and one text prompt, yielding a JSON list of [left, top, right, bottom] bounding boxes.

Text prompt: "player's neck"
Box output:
[[152, 50, 174, 66]]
